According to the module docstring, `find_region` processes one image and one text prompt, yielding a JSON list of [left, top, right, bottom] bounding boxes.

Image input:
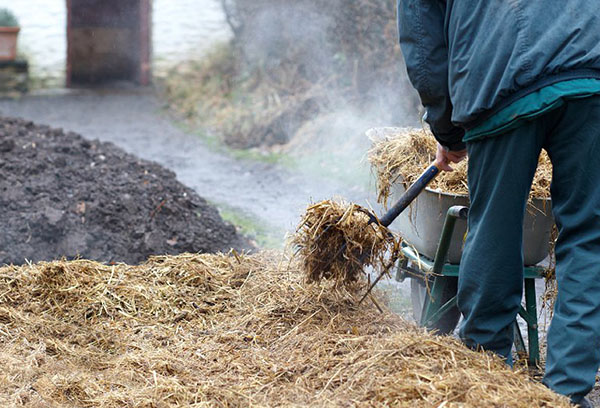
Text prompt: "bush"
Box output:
[[164, 0, 419, 149], [0, 8, 19, 27]]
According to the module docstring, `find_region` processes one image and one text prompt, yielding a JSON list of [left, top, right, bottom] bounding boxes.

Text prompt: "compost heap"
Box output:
[[0, 252, 569, 407], [368, 127, 552, 207], [0, 117, 249, 265]]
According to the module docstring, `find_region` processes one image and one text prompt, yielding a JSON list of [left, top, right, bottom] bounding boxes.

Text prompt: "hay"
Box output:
[[0, 252, 570, 407], [368, 128, 553, 207], [291, 199, 401, 286]]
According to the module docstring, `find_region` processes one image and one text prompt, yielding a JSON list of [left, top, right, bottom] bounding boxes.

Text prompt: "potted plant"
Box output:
[[0, 8, 19, 61]]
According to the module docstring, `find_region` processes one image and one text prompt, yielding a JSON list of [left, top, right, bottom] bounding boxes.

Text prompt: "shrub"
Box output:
[[0, 8, 19, 27], [164, 1, 420, 149]]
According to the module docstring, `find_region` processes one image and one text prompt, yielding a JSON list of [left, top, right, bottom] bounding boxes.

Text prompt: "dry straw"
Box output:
[[291, 199, 401, 286], [368, 127, 552, 207], [0, 252, 569, 407]]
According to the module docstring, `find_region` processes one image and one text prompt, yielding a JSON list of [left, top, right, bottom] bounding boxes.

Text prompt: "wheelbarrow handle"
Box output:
[[379, 162, 441, 227]]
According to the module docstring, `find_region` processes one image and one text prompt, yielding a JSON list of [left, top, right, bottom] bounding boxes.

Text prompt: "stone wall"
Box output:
[[0, 60, 28, 96]]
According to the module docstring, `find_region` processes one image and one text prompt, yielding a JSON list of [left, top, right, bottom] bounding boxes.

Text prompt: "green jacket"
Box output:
[[397, 0, 600, 150]]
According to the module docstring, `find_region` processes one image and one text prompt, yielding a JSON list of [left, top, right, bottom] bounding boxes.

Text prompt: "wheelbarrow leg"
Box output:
[[515, 278, 540, 365], [524, 278, 540, 365], [420, 276, 459, 332], [421, 275, 447, 326], [412, 206, 467, 334], [513, 320, 528, 361]]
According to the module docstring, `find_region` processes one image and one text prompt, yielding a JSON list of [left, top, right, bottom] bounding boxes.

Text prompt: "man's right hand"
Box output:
[[436, 143, 467, 171]]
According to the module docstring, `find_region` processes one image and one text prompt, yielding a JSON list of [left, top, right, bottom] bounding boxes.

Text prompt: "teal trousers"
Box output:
[[458, 95, 600, 402]]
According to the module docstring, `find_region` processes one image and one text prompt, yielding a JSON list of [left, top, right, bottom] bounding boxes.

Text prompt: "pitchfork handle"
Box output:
[[379, 163, 441, 227]]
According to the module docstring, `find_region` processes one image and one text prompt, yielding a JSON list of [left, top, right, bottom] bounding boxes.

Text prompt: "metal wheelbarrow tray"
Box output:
[[392, 185, 554, 266]]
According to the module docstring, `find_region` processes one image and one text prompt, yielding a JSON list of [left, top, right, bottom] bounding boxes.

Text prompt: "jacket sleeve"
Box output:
[[397, 0, 465, 151]]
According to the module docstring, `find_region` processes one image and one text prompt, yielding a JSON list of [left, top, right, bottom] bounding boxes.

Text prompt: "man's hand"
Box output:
[[435, 143, 467, 171]]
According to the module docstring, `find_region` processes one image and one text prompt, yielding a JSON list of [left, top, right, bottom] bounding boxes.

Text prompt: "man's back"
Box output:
[[400, 0, 600, 130]]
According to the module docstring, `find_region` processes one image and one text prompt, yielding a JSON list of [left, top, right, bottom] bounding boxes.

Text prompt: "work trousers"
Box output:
[[458, 95, 600, 402]]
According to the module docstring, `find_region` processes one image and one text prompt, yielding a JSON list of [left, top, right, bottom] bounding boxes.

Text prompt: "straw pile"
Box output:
[[368, 128, 553, 207], [0, 252, 570, 407], [291, 199, 401, 286]]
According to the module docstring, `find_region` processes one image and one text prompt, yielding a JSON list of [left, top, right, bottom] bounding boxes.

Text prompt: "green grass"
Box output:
[[170, 118, 295, 167], [229, 146, 294, 166], [171, 113, 374, 195], [213, 203, 286, 249]]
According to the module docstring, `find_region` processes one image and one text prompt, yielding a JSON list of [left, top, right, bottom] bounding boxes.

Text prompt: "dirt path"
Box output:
[[0, 88, 371, 243]]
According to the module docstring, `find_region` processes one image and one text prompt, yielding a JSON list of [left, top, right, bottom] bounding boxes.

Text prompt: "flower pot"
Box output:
[[0, 26, 20, 61]]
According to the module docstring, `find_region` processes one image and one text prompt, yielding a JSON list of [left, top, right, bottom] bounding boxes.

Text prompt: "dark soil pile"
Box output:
[[0, 117, 250, 265]]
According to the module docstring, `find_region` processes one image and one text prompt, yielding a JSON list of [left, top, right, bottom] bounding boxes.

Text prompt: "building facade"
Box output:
[[0, 0, 231, 87]]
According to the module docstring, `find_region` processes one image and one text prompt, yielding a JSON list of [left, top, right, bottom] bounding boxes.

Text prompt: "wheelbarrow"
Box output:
[[393, 187, 554, 365]]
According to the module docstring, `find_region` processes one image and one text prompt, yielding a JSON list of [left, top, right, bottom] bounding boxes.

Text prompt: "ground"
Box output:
[[1, 88, 598, 405]]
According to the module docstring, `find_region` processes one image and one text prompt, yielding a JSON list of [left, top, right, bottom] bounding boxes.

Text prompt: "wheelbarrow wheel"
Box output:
[[411, 276, 461, 335]]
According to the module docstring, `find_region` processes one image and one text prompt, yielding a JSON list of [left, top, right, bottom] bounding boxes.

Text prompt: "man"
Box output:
[[397, 1, 600, 406]]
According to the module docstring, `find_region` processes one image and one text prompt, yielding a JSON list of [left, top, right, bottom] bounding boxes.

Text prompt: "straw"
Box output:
[[0, 252, 570, 407], [368, 128, 552, 207], [291, 199, 401, 286]]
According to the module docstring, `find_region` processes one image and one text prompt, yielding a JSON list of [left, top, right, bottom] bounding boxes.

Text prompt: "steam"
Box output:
[[222, 0, 421, 196], [218, 1, 422, 302], [240, 2, 335, 76]]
